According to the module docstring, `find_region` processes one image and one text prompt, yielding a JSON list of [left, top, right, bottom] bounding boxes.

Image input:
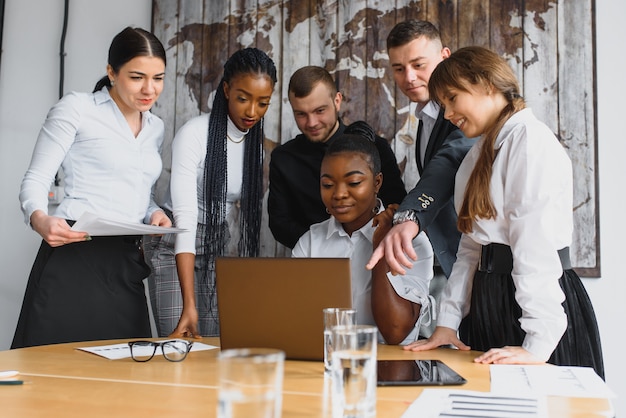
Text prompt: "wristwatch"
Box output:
[[392, 209, 420, 227]]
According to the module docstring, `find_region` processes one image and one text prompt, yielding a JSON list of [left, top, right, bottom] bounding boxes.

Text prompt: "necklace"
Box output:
[[227, 134, 245, 144]]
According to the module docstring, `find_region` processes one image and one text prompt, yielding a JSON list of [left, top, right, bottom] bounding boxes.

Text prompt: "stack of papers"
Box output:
[[71, 212, 186, 236], [490, 364, 615, 399], [402, 364, 615, 418], [403, 390, 547, 417]]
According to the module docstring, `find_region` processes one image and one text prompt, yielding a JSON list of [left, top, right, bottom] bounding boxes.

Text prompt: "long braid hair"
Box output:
[[428, 46, 526, 233], [203, 48, 277, 261]]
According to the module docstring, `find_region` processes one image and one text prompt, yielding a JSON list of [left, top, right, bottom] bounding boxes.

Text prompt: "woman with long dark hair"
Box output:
[[146, 48, 277, 338]]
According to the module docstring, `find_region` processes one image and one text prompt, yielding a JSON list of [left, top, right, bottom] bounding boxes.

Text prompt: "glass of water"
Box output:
[[323, 308, 357, 373], [217, 348, 285, 418], [331, 325, 377, 418]]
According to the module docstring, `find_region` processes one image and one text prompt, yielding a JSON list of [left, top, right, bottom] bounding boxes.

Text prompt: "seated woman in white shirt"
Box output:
[[404, 46, 604, 380], [145, 48, 277, 338], [292, 122, 435, 345]]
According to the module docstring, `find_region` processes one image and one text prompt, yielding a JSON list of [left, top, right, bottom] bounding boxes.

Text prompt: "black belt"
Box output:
[[477, 243, 571, 274]]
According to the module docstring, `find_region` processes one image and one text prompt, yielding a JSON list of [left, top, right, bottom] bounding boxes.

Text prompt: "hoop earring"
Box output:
[[372, 197, 381, 214], [325, 208, 330, 214]]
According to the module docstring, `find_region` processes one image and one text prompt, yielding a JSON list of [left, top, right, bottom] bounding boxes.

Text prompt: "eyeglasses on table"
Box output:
[[128, 339, 194, 362]]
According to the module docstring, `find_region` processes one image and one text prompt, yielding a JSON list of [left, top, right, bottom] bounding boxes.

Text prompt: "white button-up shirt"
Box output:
[[19, 88, 164, 225], [438, 108, 571, 360], [292, 204, 434, 344], [416, 100, 441, 166]]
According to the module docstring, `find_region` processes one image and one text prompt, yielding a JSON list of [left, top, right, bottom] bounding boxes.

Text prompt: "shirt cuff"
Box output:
[[522, 337, 556, 362], [436, 311, 462, 331], [386, 272, 430, 305]]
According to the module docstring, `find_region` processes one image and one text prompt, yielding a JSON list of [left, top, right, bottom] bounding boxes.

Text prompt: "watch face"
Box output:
[[393, 210, 414, 225], [393, 210, 420, 228]]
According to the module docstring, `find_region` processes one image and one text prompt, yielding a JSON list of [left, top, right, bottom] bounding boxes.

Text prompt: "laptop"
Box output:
[[215, 257, 352, 360]]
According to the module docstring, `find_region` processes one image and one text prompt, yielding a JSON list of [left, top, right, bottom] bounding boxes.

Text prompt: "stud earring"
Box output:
[[110, 79, 115, 87]]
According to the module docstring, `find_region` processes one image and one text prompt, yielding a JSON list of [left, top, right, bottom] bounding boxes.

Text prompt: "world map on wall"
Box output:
[[153, 0, 599, 271], [164, 7, 405, 142], [162, 1, 556, 142]]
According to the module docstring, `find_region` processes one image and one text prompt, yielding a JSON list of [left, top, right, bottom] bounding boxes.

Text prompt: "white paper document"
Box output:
[[490, 364, 616, 399], [71, 212, 185, 236], [402, 389, 548, 418], [77, 340, 218, 360]]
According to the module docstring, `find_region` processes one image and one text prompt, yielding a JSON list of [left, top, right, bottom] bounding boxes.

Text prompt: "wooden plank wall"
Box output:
[[151, 0, 599, 275]]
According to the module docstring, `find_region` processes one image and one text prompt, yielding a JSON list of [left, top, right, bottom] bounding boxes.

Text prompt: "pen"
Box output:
[[0, 380, 24, 385]]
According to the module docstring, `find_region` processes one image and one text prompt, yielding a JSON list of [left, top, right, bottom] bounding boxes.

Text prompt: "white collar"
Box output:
[[323, 198, 384, 242], [417, 100, 440, 121]]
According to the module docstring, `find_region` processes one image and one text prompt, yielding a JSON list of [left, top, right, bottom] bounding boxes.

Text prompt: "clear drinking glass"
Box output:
[[331, 325, 377, 418], [217, 348, 285, 418], [323, 308, 357, 373]]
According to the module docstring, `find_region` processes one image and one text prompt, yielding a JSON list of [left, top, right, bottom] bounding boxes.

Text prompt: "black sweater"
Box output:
[[268, 121, 406, 249]]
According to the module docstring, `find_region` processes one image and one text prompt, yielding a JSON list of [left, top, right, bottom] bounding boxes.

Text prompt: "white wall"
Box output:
[[0, 1, 623, 415], [587, 1, 626, 413]]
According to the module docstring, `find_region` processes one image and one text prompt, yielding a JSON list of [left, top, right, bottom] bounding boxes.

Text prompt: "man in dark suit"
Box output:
[[368, 21, 475, 298], [268, 66, 407, 249]]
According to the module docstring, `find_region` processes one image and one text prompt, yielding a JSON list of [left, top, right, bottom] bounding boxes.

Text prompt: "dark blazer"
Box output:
[[397, 108, 476, 277], [268, 120, 407, 249]]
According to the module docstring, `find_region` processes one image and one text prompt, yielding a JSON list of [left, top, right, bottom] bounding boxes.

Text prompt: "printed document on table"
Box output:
[[77, 340, 218, 360], [402, 389, 548, 418], [490, 365, 616, 399], [71, 212, 186, 236]]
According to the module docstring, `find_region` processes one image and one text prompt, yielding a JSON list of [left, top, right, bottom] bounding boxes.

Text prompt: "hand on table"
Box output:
[[473, 346, 544, 365], [168, 306, 202, 340], [403, 326, 471, 352]]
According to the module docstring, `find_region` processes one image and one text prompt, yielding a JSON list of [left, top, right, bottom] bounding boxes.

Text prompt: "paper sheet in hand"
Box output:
[[71, 212, 185, 236]]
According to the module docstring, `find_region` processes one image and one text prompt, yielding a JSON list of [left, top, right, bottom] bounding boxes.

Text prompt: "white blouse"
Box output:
[[292, 204, 434, 344], [19, 88, 164, 225], [438, 108, 572, 360], [169, 113, 246, 255]]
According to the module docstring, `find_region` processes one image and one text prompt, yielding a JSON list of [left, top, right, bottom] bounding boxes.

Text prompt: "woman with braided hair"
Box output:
[[146, 48, 277, 338], [404, 46, 604, 379]]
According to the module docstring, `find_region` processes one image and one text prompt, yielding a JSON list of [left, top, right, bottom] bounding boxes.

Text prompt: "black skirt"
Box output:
[[11, 235, 151, 349], [459, 246, 605, 380]]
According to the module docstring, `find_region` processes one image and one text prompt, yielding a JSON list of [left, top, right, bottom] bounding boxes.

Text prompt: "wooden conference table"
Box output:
[[0, 337, 613, 417]]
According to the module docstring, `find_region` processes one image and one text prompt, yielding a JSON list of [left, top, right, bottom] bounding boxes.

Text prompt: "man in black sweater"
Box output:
[[268, 66, 407, 249]]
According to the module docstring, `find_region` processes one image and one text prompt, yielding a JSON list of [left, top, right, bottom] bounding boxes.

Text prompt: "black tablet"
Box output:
[[377, 359, 467, 386]]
